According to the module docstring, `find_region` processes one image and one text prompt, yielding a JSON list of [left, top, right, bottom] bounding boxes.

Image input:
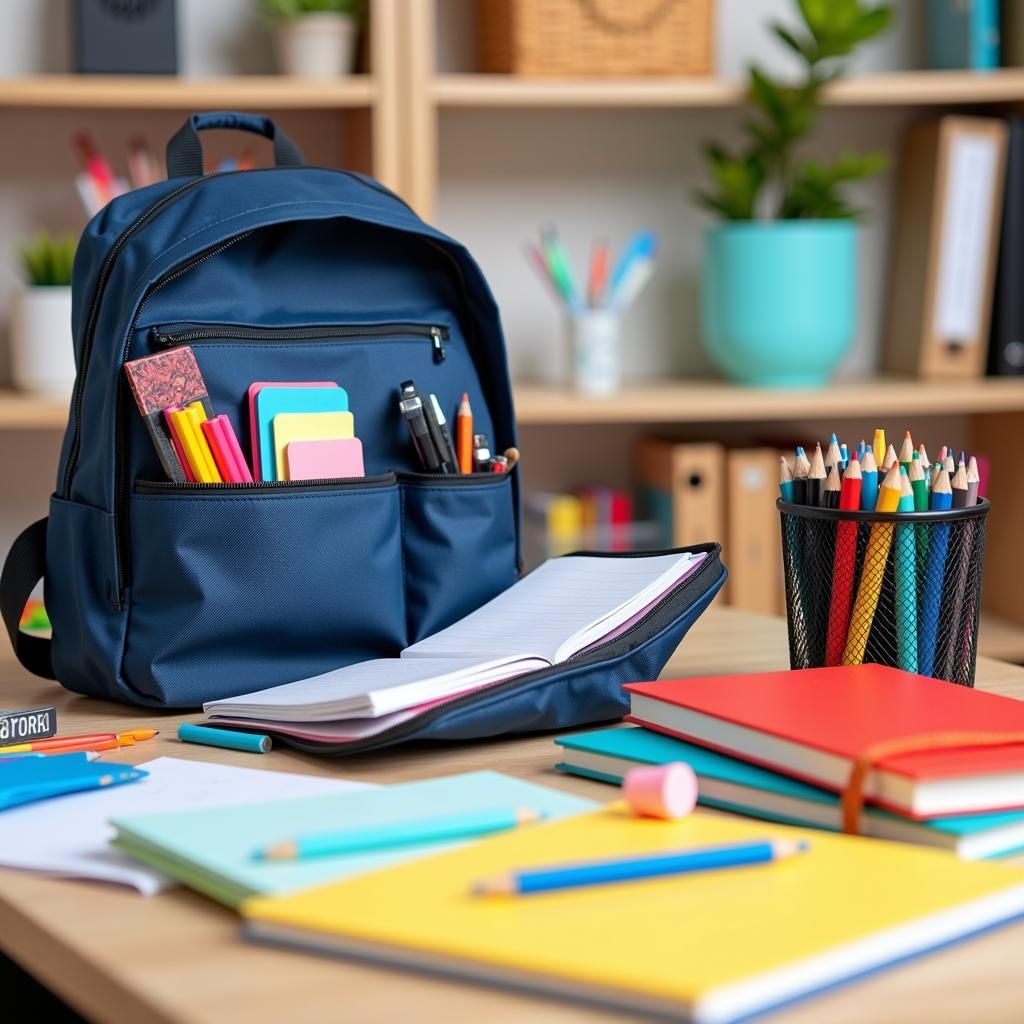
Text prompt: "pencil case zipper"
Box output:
[[237, 543, 723, 756], [134, 472, 397, 496], [150, 322, 450, 362]]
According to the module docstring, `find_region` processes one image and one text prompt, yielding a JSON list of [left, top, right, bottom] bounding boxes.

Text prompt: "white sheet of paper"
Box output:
[[0, 756, 369, 895]]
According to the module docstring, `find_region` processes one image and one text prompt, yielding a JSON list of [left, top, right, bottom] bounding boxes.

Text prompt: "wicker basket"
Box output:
[[477, 0, 714, 77]]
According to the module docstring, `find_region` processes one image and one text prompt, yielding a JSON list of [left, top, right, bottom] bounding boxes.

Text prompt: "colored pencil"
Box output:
[[842, 464, 902, 666], [824, 462, 842, 509], [778, 455, 794, 503], [895, 468, 918, 673], [966, 456, 980, 506], [0, 728, 156, 756], [872, 428, 886, 469], [918, 443, 931, 473], [825, 453, 862, 667], [882, 443, 898, 472], [824, 432, 841, 473], [859, 448, 879, 511], [587, 238, 611, 307], [919, 469, 953, 678], [898, 431, 914, 472], [839, 443, 849, 472], [951, 461, 969, 510], [472, 838, 810, 896], [456, 393, 474, 474], [792, 446, 810, 505], [260, 807, 543, 861], [806, 443, 826, 507], [909, 453, 929, 511]]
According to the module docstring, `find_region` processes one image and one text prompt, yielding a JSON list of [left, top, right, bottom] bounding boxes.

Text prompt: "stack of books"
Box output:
[[556, 664, 1024, 859]]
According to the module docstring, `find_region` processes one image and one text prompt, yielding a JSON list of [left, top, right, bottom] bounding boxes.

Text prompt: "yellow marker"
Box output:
[[185, 402, 222, 483], [169, 407, 221, 483], [872, 428, 886, 469], [842, 463, 903, 666]]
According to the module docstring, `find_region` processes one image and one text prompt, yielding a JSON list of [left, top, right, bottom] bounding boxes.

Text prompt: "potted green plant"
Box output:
[[263, 0, 363, 79], [11, 232, 77, 397], [696, 0, 892, 387]]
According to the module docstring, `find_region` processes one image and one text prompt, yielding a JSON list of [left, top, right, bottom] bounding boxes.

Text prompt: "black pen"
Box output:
[[423, 392, 456, 474], [399, 380, 442, 472]]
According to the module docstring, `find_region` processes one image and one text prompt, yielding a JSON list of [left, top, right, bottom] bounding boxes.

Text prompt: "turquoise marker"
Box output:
[[178, 723, 271, 754]]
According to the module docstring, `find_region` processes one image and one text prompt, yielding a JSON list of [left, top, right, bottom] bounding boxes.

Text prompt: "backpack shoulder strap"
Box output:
[[1, 519, 55, 679]]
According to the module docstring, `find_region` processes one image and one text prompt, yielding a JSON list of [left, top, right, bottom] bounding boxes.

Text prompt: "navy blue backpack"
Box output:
[[1, 113, 725, 753]]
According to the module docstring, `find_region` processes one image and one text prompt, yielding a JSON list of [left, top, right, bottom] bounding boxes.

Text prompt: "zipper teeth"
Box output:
[[153, 323, 448, 347], [269, 548, 722, 755], [136, 473, 394, 493]]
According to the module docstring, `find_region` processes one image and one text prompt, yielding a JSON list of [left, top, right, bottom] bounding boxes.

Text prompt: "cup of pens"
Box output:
[[527, 226, 657, 396], [778, 432, 988, 687]]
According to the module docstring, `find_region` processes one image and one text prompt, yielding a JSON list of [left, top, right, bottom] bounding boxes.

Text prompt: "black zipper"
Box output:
[[149, 322, 449, 362], [60, 165, 418, 503], [398, 470, 511, 486], [135, 473, 396, 496], [225, 544, 723, 757]]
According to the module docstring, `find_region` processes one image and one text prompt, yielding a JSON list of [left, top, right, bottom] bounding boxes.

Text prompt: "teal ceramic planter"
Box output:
[[700, 220, 857, 387]]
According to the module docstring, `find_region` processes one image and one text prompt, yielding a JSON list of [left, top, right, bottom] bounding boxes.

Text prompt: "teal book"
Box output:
[[111, 770, 595, 908], [555, 726, 1024, 859], [0, 752, 144, 810], [926, 0, 999, 70]]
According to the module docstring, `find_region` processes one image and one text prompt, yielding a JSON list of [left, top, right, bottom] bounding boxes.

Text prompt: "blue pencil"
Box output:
[[895, 468, 917, 673], [919, 469, 953, 677], [473, 837, 809, 895], [860, 448, 879, 510]]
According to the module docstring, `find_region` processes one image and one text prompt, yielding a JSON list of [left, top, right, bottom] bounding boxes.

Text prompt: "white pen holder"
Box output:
[[569, 310, 622, 396]]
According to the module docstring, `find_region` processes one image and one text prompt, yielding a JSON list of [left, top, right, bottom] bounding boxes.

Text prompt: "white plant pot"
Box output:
[[10, 286, 76, 398], [273, 13, 358, 79]]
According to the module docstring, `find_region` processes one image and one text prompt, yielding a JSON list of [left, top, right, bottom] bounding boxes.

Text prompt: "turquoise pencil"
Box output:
[[919, 470, 953, 677], [895, 468, 917, 673], [257, 806, 543, 861], [860, 448, 879, 510]]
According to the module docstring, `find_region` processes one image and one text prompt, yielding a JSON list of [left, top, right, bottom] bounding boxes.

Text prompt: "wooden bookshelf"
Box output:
[[432, 68, 1024, 110], [980, 611, 1024, 664], [513, 377, 1024, 425], [0, 392, 68, 430], [0, 75, 375, 110]]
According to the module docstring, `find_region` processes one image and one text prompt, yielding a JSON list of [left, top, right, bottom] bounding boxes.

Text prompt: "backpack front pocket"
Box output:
[[400, 471, 518, 644], [123, 475, 404, 706]]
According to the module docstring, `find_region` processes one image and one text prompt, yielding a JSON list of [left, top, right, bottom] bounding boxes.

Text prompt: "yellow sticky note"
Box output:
[[272, 412, 355, 481]]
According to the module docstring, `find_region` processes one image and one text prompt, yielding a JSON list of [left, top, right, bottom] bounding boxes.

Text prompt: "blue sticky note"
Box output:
[[256, 386, 350, 481]]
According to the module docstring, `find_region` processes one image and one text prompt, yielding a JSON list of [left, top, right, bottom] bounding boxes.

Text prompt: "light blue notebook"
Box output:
[[555, 726, 1024, 860], [256, 385, 349, 480], [111, 770, 594, 907]]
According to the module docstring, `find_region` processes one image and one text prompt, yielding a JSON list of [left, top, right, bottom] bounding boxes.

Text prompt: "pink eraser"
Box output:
[[623, 762, 698, 820]]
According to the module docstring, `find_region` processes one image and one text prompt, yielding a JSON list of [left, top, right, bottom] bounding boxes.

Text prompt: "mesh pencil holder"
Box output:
[[778, 499, 989, 687]]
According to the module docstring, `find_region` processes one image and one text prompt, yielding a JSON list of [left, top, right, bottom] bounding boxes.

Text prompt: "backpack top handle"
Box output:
[[165, 111, 305, 179]]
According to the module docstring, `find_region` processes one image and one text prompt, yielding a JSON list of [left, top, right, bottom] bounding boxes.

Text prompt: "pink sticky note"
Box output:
[[286, 438, 364, 481], [247, 381, 337, 480]]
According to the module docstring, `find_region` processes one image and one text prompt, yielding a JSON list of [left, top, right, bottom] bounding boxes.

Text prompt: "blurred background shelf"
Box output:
[[0, 74, 376, 109], [432, 68, 1024, 110], [514, 377, 1024, 425], [979, 612, 1024, 663], [0, 391, 68, 430]]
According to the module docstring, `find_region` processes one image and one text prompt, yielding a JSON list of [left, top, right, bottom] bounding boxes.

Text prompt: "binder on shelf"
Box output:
[[989, 118, 1024, 376], [634, 439, 725, 550], [726, 447, 784, 615], [885, 116, 1008, 379]]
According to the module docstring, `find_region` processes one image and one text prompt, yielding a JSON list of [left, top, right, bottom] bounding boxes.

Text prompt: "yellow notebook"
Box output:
[[271, 411, 354, 482], [244, 806, 1024, 1023]]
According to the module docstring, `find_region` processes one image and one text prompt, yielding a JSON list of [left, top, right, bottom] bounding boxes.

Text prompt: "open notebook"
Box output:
[[204, 552, 705, 726]]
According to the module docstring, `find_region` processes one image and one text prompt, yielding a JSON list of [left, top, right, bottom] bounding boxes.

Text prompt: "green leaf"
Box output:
[[772, 23, 811, 60]]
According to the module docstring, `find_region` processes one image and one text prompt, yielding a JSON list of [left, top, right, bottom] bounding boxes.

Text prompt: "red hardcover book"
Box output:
[[626, 666, 1024, 819]]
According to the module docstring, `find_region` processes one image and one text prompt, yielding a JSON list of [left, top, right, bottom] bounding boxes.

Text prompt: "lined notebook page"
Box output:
[[404, 552, 702, 666]]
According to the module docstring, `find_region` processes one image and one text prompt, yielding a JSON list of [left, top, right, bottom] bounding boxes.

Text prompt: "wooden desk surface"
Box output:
[[2, 607, 1024, 1024]]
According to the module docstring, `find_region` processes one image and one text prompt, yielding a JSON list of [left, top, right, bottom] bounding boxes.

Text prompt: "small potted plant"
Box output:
[[11, 232, 77, 397], [263, 0, 363, 79], [696, 0, 892, 387]]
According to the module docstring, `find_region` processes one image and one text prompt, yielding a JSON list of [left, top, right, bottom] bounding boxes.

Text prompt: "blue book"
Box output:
[[555, 726, 1024, 859], [0, 752, 145, 811], [927, 0, 999, 70]]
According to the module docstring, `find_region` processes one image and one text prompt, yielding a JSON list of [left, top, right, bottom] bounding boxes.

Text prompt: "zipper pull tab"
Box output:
[[149, 327, 173, 349], [431, 327, 446, 363]]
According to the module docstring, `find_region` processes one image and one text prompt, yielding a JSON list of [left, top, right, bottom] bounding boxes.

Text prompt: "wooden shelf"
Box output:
[[433, 68, 1024, 110], [979, 611, 1024, 663], [514, 376, 1024, 425], [0, 75, 375, 110], [0, 392, 69, 430]]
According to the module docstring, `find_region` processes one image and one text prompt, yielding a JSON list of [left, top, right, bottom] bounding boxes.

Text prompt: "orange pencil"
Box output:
[[456, 393, 474, 474], [0, 728, 157, 756], [588, 239, 611, 307]]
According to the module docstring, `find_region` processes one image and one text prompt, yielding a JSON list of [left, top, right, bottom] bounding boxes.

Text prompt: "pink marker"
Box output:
[[623, 762, 698, 821], [201, 415, 254, 483], [162, 405, 196, 482]]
